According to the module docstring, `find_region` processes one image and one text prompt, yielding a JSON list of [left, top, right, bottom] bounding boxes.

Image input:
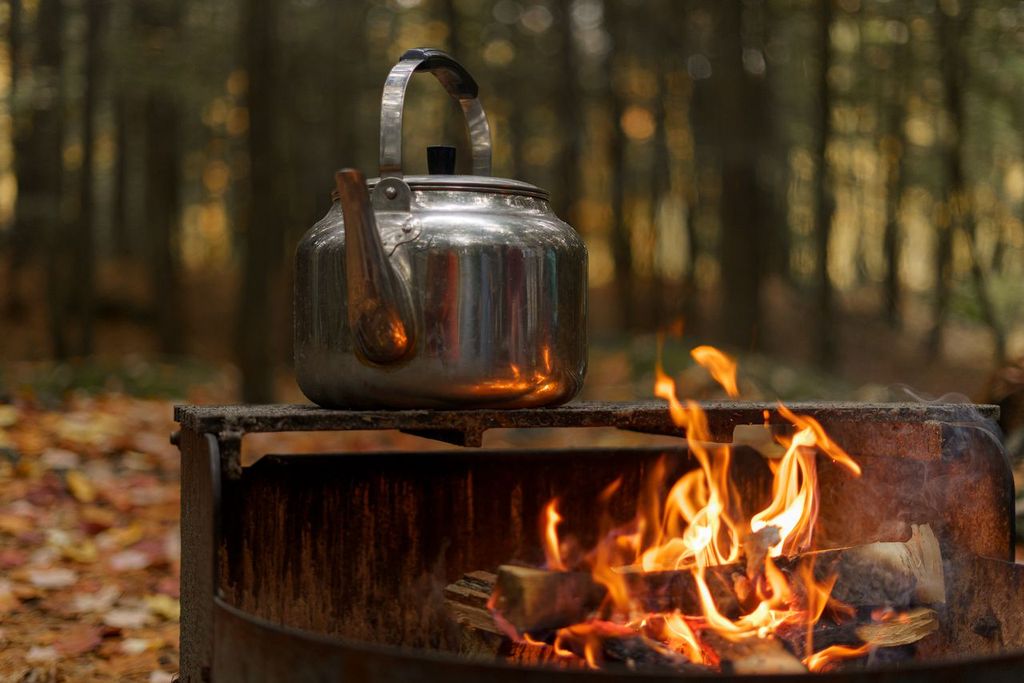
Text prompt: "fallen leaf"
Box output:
[[0, 579, 22, 612], [65, 470, 96, 503], [144, 594, 180, 621], [71, 585, 120, 614], [60, 538, 98, 564], [26, 645, 59, 663], [0, 547, 27, 568], [0, 405, 18, 428], [56, 625, 103, 657], [104, 606, 153, 629], [121, 637, 159, 655], [108, 549, 150, 572], [39, 448, 80, 471], [27, 568, 77, 589], [97, 523, 144, 550], [79, 505, 118, 534], [0, 513, 32, 536]]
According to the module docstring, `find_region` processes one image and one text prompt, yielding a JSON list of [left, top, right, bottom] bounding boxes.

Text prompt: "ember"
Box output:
[[483, 344, 945, 674]]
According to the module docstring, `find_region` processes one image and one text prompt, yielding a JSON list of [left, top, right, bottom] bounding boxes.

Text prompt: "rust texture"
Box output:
[[179, 430, 217, 683], [213, 585, 1024, 682], [218, 442, 1011, 647], [174, 401, 999, 447]]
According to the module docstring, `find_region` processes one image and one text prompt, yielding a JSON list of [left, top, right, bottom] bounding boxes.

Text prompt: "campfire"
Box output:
[[176, 378, 1015, 681], [447, 345, 948, 675]]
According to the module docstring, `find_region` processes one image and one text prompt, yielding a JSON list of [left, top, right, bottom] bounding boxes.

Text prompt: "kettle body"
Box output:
[[293, 48, 587, 409]]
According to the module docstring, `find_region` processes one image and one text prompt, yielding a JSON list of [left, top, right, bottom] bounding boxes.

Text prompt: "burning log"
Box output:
[[701, 633, 807, 674], [491, 563, 741, 635], [818, 525, 945, 606], [443, 574, 708, 673], [779, 607, 939, 655], [552, 622, 708, 673], [492, 525, 944, 635]]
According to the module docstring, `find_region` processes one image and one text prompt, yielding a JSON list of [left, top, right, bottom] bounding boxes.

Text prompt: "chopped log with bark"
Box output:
[[817, 525, 945, 606], [492, 525, 943, 635], [778, 607, 939, 655], [492, 563, 741, 635]]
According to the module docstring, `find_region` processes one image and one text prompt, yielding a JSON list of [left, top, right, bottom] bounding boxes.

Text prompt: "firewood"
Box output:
[[816, 525, 945, 606], [491, 565, 606, 634], [444, 571, 505, 657], [443, 574, 707, 672], [701, 632, 807, 674], [553, 622, 709, 674], [491, 564, 742, 635], [492, 525, 944, 635], [778, 607, 939, 654]]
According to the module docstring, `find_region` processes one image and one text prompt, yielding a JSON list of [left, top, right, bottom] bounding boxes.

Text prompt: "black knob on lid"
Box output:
[[427, 145, 457, 175]]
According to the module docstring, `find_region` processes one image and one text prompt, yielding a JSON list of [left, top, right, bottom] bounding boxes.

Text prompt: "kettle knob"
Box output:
[[427, 145, 457, 175]]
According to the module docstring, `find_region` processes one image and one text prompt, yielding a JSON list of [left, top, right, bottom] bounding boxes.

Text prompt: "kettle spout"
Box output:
[[335, 169, 414, 364]]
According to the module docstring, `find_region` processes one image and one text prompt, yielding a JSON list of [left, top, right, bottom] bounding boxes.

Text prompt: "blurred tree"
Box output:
[[813, 0, 836, 368], [716, 0, 768, 351], [933, 0, 1004, 364], [4, 0, 26, 316], [605, 0, 635, 330], [236, 0, 286, 402], [553, 1, 583, 227], [74, 0, 111, 356], [882, 5, 909, 330], [29, 0, 68, 358], [136, 0, 185, 356]]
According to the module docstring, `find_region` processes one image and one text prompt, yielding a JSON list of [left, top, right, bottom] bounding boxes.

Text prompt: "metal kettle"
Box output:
[[294, 48, 588, 409]]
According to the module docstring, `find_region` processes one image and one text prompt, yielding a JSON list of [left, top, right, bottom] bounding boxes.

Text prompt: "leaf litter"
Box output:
[[0, 394, 182, 682]]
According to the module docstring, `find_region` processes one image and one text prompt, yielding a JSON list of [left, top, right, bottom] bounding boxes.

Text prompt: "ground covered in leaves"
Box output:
[[0, 395, 181, 682]]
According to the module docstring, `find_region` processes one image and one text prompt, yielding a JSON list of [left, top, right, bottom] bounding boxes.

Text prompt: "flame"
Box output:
[[514, 342, 868, 673], [542, 500, 566, 571], [691, 345, 740, 397], [804, 644, 873, 672]]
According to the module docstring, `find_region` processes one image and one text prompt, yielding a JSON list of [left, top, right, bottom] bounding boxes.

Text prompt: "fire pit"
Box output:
[[174, 400, 1020, 682]]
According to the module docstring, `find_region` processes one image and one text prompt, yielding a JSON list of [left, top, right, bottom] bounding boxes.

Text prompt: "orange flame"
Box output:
[[691, 345, 740, 397], [520, 342, 866, 672], [804, 643, 872, 672], [542, 500, 566, 571]]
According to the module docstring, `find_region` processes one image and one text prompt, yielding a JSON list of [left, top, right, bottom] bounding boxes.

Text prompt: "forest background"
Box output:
[[2, 1, 1024, 679], [3, 0, 1024, 408]]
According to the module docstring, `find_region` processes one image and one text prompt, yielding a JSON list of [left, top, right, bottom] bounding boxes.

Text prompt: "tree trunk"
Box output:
[[75, 0, 110, 356], [605, 1, 634, 330], [934, 1, 1004, 364], [236, 0, 285, 402], [881, 19, 908, 330], [716, 1, 766, 350], [145, 96, 184, 356], [553, 2, 583, 225], [812, 0, 836, 368], [112, 93, 132, 257], [28, 0, 68, 358], [4, 0, 26, 315], [136, 1, 185, 356]]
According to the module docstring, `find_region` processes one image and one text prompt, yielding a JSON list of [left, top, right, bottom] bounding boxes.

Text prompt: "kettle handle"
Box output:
[[379, 47, 492, 178]]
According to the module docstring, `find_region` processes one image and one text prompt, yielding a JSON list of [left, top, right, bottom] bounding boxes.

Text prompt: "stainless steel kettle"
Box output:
[[294, 48, 587, 409]]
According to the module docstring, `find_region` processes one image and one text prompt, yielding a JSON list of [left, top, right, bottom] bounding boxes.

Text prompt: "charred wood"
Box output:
[[492, 525, 943, 635]]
